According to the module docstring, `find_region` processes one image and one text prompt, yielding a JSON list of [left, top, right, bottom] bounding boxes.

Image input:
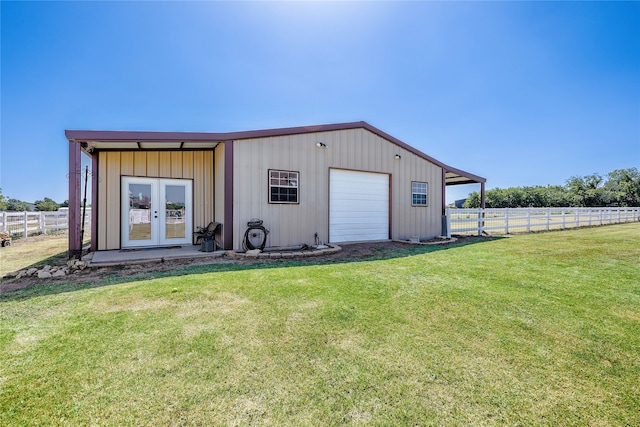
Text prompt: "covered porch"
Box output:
[[441, 166, 486, 236], [66, 130, 234, 258]]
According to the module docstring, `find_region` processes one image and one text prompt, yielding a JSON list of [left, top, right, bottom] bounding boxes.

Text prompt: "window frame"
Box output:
[[268, 169, 300, 204], [411, 181, 428, 207]]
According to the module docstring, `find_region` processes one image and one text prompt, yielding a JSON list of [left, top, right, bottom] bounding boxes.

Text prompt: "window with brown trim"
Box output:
[[412, 181, 428, 206], [269, 170, 299, 204]]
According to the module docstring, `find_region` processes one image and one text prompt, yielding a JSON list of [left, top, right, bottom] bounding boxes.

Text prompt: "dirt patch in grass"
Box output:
[[1, 236, 487, 294]]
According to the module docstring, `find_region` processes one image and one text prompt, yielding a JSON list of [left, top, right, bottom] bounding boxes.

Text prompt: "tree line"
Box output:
[[0, 189, 69, 212], [463, 168, 640, 208]]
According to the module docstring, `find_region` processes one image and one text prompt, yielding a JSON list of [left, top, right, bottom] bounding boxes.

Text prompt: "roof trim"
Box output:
[[65, 121, 485, 184]]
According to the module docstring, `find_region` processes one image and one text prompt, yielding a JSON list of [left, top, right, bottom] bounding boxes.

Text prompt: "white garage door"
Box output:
[[329, 169, 389, 243]]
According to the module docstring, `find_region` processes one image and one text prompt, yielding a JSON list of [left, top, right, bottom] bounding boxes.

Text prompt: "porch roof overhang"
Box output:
[[65, 130, 222, 154], [444, 168, 486, 186]]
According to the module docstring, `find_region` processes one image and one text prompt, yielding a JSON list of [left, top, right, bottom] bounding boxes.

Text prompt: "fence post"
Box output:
[[40, 212, 46, 235], [505, 208, 509, 234], [23, 211, 28, 239], [1, 212, 6, 232], [526, 209, 531, 232], [546, 208, 550, 231], [446, 208, 452, 239], [561, 209, 566, 230], [477, 209, 483, 237]]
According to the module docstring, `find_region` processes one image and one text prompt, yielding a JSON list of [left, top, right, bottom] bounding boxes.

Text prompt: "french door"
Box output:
[[121, 177, 193, 248]]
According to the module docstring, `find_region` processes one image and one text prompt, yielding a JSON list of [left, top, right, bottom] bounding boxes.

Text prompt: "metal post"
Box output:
[[80, 165, 89, 246]]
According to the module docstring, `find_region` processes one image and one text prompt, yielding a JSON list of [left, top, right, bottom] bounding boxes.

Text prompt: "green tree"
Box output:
[[462, 192, 481, 208], [604, 168, 640, 207], [34, 197, 60, 212], [565, 174, 614, 207], [464, 169, 637, 208], [0, 188, 6, 211], [6, 199, 31, 211]]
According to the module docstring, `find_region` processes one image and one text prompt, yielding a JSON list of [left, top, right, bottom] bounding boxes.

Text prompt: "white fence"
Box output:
[[447, 207, 640, 237], [0, 210, 91, 239]]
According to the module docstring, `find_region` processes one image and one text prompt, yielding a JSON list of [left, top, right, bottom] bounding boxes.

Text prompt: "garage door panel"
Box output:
[[329, 169, 389, 243]]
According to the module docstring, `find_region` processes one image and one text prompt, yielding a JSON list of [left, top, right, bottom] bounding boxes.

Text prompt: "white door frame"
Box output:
[[121, 177, 193, 248]]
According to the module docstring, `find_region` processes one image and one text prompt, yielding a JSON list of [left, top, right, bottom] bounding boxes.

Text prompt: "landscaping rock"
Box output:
[[37, 270, 52, 279], [67, 259, 88, 271], [52, 269, 67, 278], [26, 268, 38, 276]]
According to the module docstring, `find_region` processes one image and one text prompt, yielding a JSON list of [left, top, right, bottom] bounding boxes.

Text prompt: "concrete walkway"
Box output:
[[86, 245, 225, 267]]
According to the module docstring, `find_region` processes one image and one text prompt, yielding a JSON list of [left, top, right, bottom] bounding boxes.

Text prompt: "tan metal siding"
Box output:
[[171, 152, 183, 178], [214, 143, 225, 246], [233, 128, 443, 249], [97, 152, 108, 249], [105, 152, 121, 250], [134, 152, 146, 176], [98, 150, 213, 250], [182, 152, 194, 179], [192, 151, 205, 236]]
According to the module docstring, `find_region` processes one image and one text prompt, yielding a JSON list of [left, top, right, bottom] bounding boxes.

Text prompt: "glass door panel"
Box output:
[[165, 185, 186, 239], [159, 179, 192, 246], [129, 183, 153, 241], [122, 177, 158, 247]]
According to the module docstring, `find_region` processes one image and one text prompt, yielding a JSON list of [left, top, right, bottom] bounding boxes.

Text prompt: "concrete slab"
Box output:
[[87, 245, 225, 267]]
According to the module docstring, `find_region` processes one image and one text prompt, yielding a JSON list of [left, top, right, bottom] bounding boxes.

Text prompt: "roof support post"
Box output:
[[441, 168, 447, 237], [480, 182, 486, 209], [68, 140, 82, 259], [441, 168, 447, 216], [223, 140, 234, 250]]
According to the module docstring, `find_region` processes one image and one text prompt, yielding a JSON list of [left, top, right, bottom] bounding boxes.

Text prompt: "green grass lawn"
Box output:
[[0, 234, 68, 277], [1, 224, 639, 426]]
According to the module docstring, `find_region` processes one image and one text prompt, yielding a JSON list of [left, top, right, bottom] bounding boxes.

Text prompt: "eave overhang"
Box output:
[[65, 121, 485, 185]]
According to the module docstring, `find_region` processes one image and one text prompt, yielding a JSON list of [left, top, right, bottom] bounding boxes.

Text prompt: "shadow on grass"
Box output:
[[1, 236, 502, 302]]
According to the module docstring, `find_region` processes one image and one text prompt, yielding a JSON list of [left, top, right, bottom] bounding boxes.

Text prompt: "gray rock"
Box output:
[[37, 270, 52, 279]]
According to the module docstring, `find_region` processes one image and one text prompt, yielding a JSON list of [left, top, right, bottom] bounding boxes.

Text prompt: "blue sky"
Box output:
[[1, 1, 639, 204]]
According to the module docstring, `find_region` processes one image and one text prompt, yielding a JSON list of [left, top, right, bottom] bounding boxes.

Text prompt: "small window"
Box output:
[[412, 181, 428, 206], [269, 170, 299, 204]]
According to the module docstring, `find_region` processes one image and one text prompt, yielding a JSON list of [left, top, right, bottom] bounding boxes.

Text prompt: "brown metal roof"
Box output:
[[65, 121, 485, 185]]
